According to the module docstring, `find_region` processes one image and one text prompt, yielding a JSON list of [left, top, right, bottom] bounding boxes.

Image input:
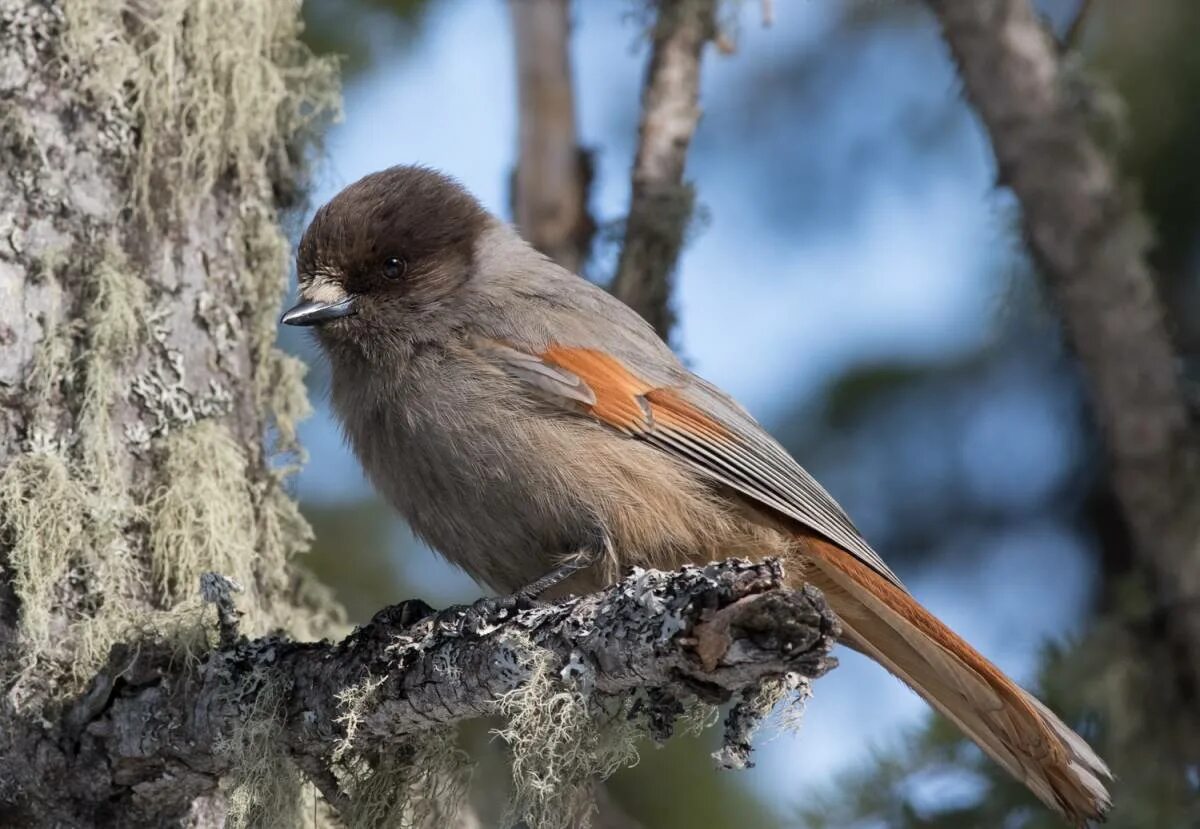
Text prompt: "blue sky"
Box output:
[[287, 0, 1094, 817]]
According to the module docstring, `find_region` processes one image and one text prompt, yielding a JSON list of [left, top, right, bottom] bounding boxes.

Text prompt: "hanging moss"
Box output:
[[238, 203, 313, 460], [217, 670, 308, 829], [61, 0, 340, 229], [0, 0, 342, 693], [338, 743, 473, 829], [329, 674, 472, 829], [78, 244, 148, 485], [493, 634, 641, 829], [0, 453, 89, 663], [148, 421, 262, 614], [23, 312, 77, 453]]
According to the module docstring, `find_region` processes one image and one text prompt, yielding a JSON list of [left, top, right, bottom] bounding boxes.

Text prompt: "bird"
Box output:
[[282, 165, 1112, 825]]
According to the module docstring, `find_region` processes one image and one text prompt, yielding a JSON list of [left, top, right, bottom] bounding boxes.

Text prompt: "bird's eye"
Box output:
[[382, 256, 407, 280]]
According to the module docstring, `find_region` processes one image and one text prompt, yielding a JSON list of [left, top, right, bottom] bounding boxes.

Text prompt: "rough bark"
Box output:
[[0, 0, 342, 822], [610, 0, 716, 340], [16, 559, 836, 826], [927, 0, 1200, 718], [509, 0, 595, 274]]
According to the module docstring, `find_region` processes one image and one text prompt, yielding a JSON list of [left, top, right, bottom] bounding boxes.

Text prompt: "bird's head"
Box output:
[[283, 165, 489, 349]]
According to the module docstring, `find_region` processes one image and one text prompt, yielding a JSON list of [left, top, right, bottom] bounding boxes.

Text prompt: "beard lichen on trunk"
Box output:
[[0, 0, 346, 822]]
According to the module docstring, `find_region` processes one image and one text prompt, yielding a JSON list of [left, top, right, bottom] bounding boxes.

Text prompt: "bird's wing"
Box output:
[[478, 338, 904, 588]]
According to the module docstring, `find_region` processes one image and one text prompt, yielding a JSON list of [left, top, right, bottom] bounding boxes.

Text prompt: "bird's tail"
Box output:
[[793, 533, 1112, 826]]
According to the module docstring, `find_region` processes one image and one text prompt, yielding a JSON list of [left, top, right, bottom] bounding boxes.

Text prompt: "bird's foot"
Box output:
[[425, 592, 539, 637], [378, 532, 610, 638], [518, 535, 609, 597]]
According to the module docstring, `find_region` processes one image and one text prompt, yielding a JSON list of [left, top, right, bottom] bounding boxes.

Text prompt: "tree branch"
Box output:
[[25, 559, 836, 826], [927, 0, 1200, 717], [611, 0, 717, 340], [510, 0, 595, 274]]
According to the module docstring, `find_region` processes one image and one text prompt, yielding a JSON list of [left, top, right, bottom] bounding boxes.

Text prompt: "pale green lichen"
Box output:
[[677, 700, 722, 738], [217, 671, 307, 829], [82, 245, 146, 359], [61, 0, 340, 229], [493, 635, 641, 829], [78, 243, 147, 485], [255, 470, 312, 591], [339, 742, 473, 829], [144, 418, 342, 648], [5, 247, 154, 683], [147, 420, 263, 620], [0, 453, 89, 659], [3, 0, 347, 821], [328, 674, 470, 829], [25, 298, 72, 394], [264, 350, 312, 458], [332, 674, 387, 765], [1, 247, 145, 682], [71, 506, 145, 681], [758, 674, 812, 739], [29, 244, 72, 285], [253, 466, 347, 643], [238, 203, 313, 459], [711, 673, 811, 771], [0, 105, 58, 209], [23, 311, 77, 453]]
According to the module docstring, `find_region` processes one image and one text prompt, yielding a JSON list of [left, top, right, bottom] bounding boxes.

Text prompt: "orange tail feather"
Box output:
[[794, 533, 1111, 826]]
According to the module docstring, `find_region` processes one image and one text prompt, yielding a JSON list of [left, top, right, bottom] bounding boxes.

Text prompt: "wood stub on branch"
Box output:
[[35, 559, 836, 826], [510, 0, 595, 274], [927, 0, 1200, 713], [611, 0, 717, 340]]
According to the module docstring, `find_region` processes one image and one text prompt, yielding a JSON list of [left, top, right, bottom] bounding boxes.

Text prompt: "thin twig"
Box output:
[[510, 0, 595, 273], [761, 0, 774, 28], [611, 0, 718, 340]]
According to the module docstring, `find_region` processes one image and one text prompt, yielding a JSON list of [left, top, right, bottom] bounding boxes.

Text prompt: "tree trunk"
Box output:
[[927, 0, 1200, 739], [0, 0, 342, 823]]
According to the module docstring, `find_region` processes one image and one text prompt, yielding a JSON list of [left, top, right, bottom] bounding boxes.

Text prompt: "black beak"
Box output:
[[280, 297, 357, 327]]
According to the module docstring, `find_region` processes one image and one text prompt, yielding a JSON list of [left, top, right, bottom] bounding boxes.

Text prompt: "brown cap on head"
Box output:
[[283, 166, 489, 327]]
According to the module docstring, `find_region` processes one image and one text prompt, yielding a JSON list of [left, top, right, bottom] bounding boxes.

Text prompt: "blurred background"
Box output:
[[280, 1, 1200, 826]]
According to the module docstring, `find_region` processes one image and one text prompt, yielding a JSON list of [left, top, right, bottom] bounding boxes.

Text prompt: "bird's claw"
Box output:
[[428, 592, 539, 637]]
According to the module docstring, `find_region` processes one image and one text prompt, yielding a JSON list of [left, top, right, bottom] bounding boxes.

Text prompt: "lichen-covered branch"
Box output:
[[509, 0, 595, 274], [611, 0, 717, 339], [19, 559, 836, 826], [927, 0, 1200, 712]]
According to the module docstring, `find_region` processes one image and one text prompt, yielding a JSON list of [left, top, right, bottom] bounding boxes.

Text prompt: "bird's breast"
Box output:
[[331, 349, 788, 594]]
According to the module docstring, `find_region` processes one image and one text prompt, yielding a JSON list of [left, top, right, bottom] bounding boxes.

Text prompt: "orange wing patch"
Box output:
[[540, 346, 650, 431], [540, 345, 730, 439]]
